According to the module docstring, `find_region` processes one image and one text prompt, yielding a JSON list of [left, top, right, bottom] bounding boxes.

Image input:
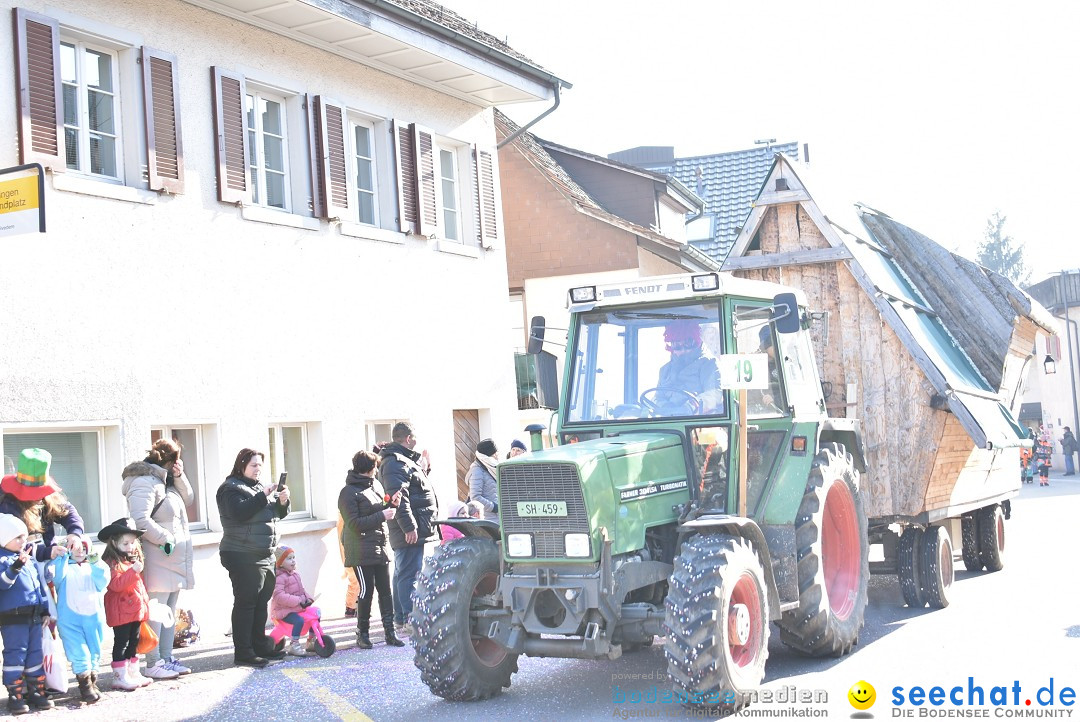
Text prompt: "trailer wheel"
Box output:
[[778, 444, 868, 657], [919, 526, 953, 609], [977, 504, 1005, 572], [410, 537, 518, 701], [960, 514, 983, 572], [897, 527, 925, 608], [664, 534, 769, 711]]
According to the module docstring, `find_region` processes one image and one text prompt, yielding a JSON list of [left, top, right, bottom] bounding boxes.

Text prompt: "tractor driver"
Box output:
[[652, 320, 722, 416]]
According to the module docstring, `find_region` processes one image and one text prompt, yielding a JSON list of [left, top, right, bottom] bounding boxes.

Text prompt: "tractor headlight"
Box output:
[[506, 533, 533, 557], [564, 533, 591, 558]]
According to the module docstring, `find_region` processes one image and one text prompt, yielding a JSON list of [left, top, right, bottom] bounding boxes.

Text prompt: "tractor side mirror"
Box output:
[[772, 293, 800, 334], [527, 316, 546, 354]]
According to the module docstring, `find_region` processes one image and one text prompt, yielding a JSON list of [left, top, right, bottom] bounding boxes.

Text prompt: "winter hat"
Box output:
[[510, 439, 527, 452], [476, 438, 498, 457], [97, 517, 143, 543], [275, 545, 294, 568], [0, 448, 60, 502], [0, 514, 28, 547], [447, 499, 468, 518]]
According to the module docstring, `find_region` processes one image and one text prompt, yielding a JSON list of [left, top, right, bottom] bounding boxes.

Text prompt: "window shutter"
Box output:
[[304, 93, 323, 217], [414, 125, 437, 237], [315, 96, 349, 220], [211, 66, 248, 205], [141, 47, 184, 193], [1046, 335, 1061, 360], [393, 118, 417, 233], [474, 145, 497, 248], [13, 8, 63, 169]]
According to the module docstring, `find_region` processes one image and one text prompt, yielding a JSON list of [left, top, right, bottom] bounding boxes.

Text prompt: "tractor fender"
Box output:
[[677, 515, 781, 620], [817, 423, 866, 474], [435, 518, 501, 541]]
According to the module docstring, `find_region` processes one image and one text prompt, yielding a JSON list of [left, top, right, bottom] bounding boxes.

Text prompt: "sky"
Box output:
[[443, 0, 1080, 285]]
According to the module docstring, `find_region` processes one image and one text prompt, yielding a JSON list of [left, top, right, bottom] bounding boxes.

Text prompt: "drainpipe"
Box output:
[[497, 83, 561, 149], [1057, 271, 1080, 438]]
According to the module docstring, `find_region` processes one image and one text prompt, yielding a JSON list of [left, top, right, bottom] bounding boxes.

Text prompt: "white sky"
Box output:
[[444, 0, 1080, 285]]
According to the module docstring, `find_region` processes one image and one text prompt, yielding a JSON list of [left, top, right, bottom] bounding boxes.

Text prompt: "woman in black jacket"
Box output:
[[338, 450, 403, 649], [216, 448, 290, 667]]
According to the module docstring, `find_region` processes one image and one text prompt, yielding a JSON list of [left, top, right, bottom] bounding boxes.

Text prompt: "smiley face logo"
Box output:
[[848, 680, 876, 710]]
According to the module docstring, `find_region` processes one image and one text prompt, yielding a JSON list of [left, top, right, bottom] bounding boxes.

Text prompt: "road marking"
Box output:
[[281, 667, 373, 721]]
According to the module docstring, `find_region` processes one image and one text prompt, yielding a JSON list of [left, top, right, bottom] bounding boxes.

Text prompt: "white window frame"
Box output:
[[267, 423, 312, 520], [347, 115, 380, 227], [150, 425, 209, 531], [246, 86, 292, 211], [60, 38, 124, 183], [365, 419, 409, 450], [435, 141, 463, 243]]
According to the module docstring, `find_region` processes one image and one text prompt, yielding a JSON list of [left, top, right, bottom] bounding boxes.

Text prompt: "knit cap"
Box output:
[[510, 439, 527, 452], [476, 438, 497, 457], [275, 545, 294, 568], [0, 514, 28, 547]]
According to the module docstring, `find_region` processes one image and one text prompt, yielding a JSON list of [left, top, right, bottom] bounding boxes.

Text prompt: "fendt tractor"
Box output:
[[411, 272, 913, 708]]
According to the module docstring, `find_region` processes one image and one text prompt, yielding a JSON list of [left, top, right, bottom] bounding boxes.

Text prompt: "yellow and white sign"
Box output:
[[0, 168, 43, 237], [719, 353, 769, 390]]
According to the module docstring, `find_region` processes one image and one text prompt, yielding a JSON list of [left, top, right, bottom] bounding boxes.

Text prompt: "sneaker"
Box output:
[[143, 660, 179, 680], [234, 655, 269, 668], [286, 641, 308, 657], [165, 657, 192, 676]]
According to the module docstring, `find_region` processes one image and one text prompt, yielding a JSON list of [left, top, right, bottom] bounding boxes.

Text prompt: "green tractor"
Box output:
[[411, 272, 870, 709]]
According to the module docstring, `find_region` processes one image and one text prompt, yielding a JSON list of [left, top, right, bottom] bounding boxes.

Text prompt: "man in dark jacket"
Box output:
[[378, 422, 439, 635], [1062, 426, 1077, 476]]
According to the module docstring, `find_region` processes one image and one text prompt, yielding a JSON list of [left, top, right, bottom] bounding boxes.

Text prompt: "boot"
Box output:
[[24, 675, 53, 710], [128, 658, 152, 687], [77, 672, 101, 704], [5, 678, 29, 715], [383, 616, 404, 647], [89, 669, 102, 698], [356, 617, 372, 649], [111, 661, 138, 691]]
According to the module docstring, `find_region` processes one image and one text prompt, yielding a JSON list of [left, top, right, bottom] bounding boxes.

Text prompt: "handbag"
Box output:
[[42, 625, 69, 693], [136, 619, 159, 655]]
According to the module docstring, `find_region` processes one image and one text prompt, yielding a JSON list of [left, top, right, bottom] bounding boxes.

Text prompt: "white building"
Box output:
[[0, 0, 565, 637]]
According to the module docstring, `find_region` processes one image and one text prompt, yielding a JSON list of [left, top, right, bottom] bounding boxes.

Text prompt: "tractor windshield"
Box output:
[[566, 302, 725, 423]]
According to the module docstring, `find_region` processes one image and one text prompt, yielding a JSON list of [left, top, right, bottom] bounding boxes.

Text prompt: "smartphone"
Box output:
[[277, 472, 288, 492]]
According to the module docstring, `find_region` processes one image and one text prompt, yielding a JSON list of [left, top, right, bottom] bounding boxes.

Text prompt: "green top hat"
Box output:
[[1, 448, 60, 502]]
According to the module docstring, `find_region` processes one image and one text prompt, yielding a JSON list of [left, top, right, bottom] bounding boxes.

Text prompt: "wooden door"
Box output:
[[453, 410, 480, 501]]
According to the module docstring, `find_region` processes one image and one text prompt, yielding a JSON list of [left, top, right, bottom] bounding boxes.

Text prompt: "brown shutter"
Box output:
[[393, 118, 417, 233], [304, 93, 323, 217], [315, 96, 349, 220], [211, 66, 248, 205], [474, 145, 497, 248], [13, 8, 63, 169], [142, 47, 184, 193], [414, 125, 437, 237]]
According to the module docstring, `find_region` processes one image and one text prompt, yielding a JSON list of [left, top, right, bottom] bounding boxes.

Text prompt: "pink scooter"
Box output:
[[269, 602, 336, 658]]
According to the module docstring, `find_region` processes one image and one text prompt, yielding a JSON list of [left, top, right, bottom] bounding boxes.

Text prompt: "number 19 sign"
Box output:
[[719, 353, 769, 390]]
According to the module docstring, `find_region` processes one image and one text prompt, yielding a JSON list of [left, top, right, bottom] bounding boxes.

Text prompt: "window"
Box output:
[[267, 424, 309, 517], [150, 426, 208, 530], [2, 430, 103, 533], [60, 40, 121, 180], [350, 119, 378, 226], [437, 145, 461, 241], [246, 90, 290, 210]]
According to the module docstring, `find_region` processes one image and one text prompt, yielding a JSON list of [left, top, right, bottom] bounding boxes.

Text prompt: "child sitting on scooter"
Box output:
[[271, 546, 317, 656]]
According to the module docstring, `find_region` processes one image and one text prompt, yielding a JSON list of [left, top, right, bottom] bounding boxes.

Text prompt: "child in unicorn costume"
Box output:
[[49, 539, 109, 703]]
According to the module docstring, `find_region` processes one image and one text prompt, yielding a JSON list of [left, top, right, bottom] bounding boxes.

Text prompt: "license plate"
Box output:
[[516, 501, 567, 517]]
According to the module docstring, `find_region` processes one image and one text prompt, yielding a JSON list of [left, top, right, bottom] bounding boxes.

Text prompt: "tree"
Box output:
[[977, 211, 1029, 286]]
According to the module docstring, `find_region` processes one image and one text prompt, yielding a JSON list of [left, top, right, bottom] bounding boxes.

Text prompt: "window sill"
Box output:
[[435, 240, 481, 258], [51, 173, 159, 205], [338, 222, 406, 245], [189, 518, 335, 548], [240, 205, 321, 231]]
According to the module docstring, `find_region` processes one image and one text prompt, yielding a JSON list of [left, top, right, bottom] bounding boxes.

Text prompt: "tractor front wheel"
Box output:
[[410, 537, 518, 701], [664, 534, 769, 711], [778, 443, 869, 657]]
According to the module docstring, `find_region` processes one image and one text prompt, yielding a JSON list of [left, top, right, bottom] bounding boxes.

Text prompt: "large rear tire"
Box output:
[[410, 537, 518, 701], [919, 526, 953, 609], [977, 504, 1005, 572], [897, 527, 925, 608], [778, 443, 868, 657], [664, 534, 769, 711]]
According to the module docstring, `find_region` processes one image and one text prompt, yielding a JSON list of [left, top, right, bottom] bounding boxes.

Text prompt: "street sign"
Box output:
[[0, 163, 45, 237], [719, 353, 769, 390]]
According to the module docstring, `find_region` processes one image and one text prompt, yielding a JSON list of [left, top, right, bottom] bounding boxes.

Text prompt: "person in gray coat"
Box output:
[[122, 438, 195, 679], [467, 438, 500, 522]]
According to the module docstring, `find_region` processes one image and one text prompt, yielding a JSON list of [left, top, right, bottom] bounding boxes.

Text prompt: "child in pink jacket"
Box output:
[[270, 546, 316, 656]]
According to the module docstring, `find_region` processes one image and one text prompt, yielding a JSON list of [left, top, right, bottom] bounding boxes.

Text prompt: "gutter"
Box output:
[[498, 84, 561, 149]]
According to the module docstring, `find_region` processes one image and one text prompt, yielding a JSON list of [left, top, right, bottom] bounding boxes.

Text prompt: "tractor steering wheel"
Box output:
[[639, 387, 700, 416]]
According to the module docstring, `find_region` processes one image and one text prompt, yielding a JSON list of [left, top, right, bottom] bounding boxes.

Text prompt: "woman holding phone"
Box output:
[[216, 448, 290, 668]]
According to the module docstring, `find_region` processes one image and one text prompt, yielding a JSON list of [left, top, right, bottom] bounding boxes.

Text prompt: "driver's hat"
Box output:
[[664, 321, 702, 352]]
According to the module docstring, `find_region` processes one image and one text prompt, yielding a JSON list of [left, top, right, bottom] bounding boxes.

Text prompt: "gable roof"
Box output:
[[725, 154, 1054, 450]]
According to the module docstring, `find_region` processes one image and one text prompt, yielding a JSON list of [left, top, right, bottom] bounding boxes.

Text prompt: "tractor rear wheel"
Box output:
[[897, 527, 925, 608], [919, 526, 953, 609], [411, 537, 518, 701], [960, 513, 983, 572], [977, 504, 1006, 572], [778, 443, 868, 657], [664, 534, 769, 711]]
